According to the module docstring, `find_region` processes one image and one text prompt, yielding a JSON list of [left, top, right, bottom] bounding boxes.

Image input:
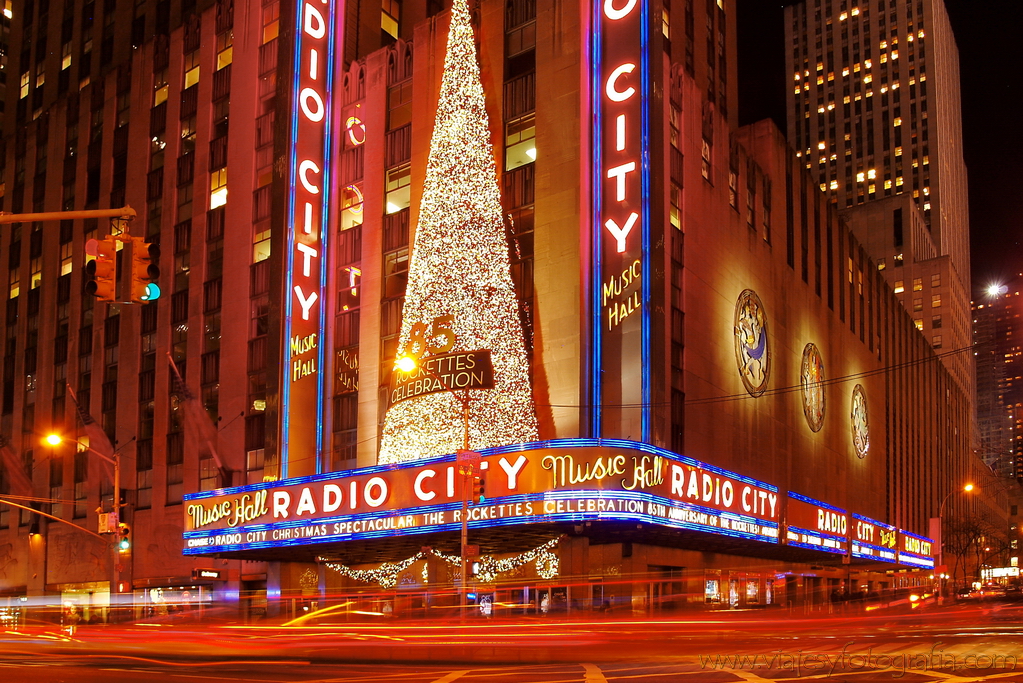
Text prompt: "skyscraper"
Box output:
[[783, 0, 972, 394], [974, 286, 1023, 480]]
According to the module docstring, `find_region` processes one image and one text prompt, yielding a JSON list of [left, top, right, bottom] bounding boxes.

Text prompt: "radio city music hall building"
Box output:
[[0, 0, 981, 617]]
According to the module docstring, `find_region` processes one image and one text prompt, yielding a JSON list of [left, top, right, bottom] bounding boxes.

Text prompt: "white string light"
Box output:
[[377, 0, 538, 463], [320, 537, 563, 589], [321, 555, 423, 590]]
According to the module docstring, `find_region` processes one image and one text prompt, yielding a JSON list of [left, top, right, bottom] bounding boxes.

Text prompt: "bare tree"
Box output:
[[944, 514, 1011, 590]]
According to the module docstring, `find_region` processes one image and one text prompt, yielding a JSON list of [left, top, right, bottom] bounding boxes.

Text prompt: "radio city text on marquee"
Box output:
[[183, 446, 782, 549]]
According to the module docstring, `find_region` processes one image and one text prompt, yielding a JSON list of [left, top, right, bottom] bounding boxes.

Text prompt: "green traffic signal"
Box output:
[[127, 238, 161, 303]]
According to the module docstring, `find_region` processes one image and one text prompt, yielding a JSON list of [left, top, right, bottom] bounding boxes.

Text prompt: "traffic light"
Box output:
[[125, 237, 161, 303], [84, 237, 117, 302], [472, 475, 486, 504], [117, 522, 131, 552]]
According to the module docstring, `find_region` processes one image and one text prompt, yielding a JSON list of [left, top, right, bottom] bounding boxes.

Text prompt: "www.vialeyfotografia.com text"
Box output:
[[700, 642, 1017, 678]]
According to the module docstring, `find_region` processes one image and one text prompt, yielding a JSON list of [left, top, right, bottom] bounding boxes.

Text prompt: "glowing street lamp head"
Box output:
[[964, 483, 975, 493], [988, 284, 1008, 297], [394, 355, 418, 373], [44, 434, 63, 446]]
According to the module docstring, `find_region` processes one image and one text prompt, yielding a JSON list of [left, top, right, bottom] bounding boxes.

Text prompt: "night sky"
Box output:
[[735, 0, 1023, 298]]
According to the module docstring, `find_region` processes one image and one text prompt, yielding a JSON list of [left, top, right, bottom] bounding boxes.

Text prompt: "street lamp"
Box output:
[[45, 433, 121, 511], [936, 483, 975, 600], [394, 354, 475, 611], [45, 433, 127, 614]]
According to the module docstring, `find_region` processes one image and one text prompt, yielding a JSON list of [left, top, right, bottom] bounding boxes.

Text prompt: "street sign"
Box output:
[[456, 450, 481, 464], [98, 511, 118, 534], [457, 450, 481, 476], [192, 569, 224, 580], [463, 544, 480, 558]]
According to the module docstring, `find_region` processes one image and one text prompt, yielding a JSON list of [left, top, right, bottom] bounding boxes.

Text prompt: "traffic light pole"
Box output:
[[0, 497, 105, 539], [83, 442, 126, 619], [460, 402, 470, 612], [394, 356, 478, 613], [0, 206, 137, 224], [57, 437, 125, 614], [112, 446, 123, 610], [454, 393, 476, 614], [0, 206, 161, 305]]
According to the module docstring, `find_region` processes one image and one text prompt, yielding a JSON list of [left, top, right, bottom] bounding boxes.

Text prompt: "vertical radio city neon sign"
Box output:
[[282, 0, 340, 477], [590, 0, 651, 440]]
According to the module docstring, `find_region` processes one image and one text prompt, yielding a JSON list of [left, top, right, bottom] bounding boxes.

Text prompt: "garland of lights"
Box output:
[[320, 537, 563, 589], [377, 0, 539, 463], [320, 554, 424, 590], [432, 537, 562, 583]]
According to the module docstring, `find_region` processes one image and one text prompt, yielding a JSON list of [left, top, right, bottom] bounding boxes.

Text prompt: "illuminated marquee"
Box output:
[[281, 0, 341, 476], [784, 492, 849, 555], [182, 439, 781, 554], [590, 0, 651, 440], [850, 512, 897, 563], [897, 529, 934, 569]]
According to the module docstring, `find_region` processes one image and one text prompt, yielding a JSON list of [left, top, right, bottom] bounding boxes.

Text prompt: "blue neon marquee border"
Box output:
[[899, 528, 934, 543], [184, 438, 779, 502], [851, 512, 896, 531], [788, 491, 847, 514], [184, 488, 781, 555]]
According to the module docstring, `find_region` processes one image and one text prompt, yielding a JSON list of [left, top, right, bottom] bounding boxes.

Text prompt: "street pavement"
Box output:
[[2, 599, 1023, 682]]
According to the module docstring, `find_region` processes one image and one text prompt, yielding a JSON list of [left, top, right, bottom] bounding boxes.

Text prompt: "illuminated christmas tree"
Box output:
[[378, 0, 539, 463]]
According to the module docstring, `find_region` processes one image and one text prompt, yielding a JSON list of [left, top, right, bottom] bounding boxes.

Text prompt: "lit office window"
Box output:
[[216, 31, 234, 70], [505, 113, 536, 171], [184, 51, 200, 89], [382, 0, 400, 39], [210, 169, 228, 209], [385, 165, 410, 214]]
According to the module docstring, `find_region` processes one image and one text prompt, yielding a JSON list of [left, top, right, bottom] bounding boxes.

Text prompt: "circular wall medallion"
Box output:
[[850, 384, 869, 458], [733, 289, 770, 397], [800, 343, 826, 432]]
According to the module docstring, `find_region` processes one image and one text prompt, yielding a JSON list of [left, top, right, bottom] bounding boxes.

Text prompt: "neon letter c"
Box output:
[[299, 160, 321, 194], [605, 63, 636, 102], [603, 0, 637, 20]]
